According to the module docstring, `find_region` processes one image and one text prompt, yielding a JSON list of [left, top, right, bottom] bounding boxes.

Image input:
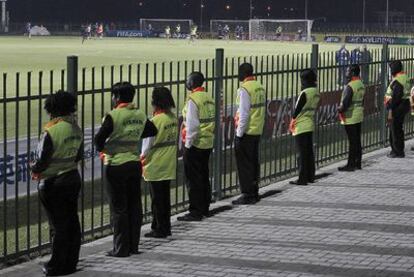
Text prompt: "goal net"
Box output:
[[249, 19, 313, 41], [210, 20, 249, 39], [140, 18, 193, 36]]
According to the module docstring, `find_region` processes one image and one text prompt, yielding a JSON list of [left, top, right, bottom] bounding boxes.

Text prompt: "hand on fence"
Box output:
[[139, 155, 146, 171], [289, 119, 296, 134], [31, 172, 41, 181], [387, 111, 393, 126], [99, 152, 105, 161], [338, 112, 346, 124]]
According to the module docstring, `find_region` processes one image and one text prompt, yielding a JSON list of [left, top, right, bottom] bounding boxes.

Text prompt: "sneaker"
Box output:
[[177, 213, 203, 222], [144, 231, 168, 238], [232, 195, 259, 205], [105, 251, 130, 258], [338, 166, 355, 172], [289, 180, 308, 186], [387, 153, 405, 158]]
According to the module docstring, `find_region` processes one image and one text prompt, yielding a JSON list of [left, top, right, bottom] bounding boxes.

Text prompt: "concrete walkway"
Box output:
[[2, 141, 414, 277]]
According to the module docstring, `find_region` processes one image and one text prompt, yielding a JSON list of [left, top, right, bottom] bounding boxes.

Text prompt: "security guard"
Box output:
[[385, 60, 411, 158], [141, 87, 177, 238], [95, 82, 157, 257], [289, 69, 320, 185], [31, 91, 83, 276], [338, 64, 365, 171], [232, 63, 266, 204], [178, 72, 215, 221]]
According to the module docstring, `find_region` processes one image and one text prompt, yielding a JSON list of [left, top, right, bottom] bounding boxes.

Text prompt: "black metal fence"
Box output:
[[1, 44, 414, 266]]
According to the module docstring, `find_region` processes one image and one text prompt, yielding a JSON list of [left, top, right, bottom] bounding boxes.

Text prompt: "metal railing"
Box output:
[[1, 43, 414, 266]]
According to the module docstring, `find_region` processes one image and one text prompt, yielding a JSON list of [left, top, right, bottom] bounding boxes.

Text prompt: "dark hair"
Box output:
[[238, 63, 254, 81], [111, 82, 136, 103], [186, 72, 205, 91], [152, 87, 176, 110], [348, 64, 361, 77], [300, 69, 317, 85], [44, 90, 77, 117], [389, 60, 403, 76]]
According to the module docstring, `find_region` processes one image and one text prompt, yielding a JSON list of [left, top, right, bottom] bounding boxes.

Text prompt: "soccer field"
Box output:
[[0, 36, 345, 75]]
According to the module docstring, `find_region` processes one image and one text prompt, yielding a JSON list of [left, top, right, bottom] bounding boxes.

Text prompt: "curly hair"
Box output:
[[152, 87, 176, 110], [44, 90, 77, 117]]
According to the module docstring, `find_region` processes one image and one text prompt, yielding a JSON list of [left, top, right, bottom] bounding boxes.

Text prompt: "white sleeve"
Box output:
[[185, 100, 200, 149], [141, 136, 156, 157], [236, 88, 251, 137]]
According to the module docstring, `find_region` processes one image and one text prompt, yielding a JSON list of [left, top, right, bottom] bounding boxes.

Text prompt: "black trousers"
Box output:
[[344, 123, 362, 168], [295, 132, 315, 184], [235, 135, 261, 198], [390, 100, 410, 156], [39, 170, 81, 273], [106, 161, 142, 256], [149, 180, 171, 235], [183, 147, 212, 217]]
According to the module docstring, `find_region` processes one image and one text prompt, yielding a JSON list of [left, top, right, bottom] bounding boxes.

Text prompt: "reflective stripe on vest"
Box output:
[[342, 79, 365, 125], [143, 112, 178, 181], [41, 116, 83, 179], [293, 87, 320, 136], [182, 91, 216, 149], [103, 104, 146, 166], [386, 73, 411, 103], [237, 80, 266, 136]]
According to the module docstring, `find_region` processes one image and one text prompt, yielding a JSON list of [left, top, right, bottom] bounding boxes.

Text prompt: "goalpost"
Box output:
[[140, 18, 194, 34], [249, 19, 313, 41]]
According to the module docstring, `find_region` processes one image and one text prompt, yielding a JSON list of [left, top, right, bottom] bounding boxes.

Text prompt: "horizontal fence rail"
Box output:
[[1, 43, 414, 265]]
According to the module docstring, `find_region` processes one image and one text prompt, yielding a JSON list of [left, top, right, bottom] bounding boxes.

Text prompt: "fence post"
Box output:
[[311, 44, 319, 71], [213, 48, 224, 200], [380, 43, 389, 147], [67, 56, 78, 95]]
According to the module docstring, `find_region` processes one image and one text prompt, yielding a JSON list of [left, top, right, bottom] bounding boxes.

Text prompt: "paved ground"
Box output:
[[2, 141, 414, 277]]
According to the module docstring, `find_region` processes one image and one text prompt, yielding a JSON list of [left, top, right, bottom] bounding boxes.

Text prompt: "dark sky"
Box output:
[[7, 0, 414, 24]]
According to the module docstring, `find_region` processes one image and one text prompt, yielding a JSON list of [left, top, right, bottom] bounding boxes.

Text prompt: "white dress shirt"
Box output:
[[141, 136, 156, 158], [185, 100, 200, 149], [236, 88, 251, 138]]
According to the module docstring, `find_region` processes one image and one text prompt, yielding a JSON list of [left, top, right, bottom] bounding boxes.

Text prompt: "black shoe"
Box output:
[[177, 213, 203, 222], [42, 266, 72, 276], [130, 250, 141, 255], [338, 166, 355, 172], [144, 231, 168, 238], [289, 180, 308, 186], [232, 195, 259, 205], [106, 251, 130, 258], [387, 153, 398, 158]]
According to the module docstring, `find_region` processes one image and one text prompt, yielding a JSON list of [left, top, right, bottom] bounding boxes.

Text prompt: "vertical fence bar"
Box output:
[[311, 44, 319, 71], [26, 72, 31, 254], [67, 56, 78, 95], [380, 43, 389, 146], [214, 49, 224, 200], [14, 72, 20, 254], [2, 73, 7, 260]]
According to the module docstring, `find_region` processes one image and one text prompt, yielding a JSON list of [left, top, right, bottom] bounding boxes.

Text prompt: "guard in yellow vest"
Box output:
[[30, 91, 83, 276], [337, 65, 365, 171], [141, 87, 178, 238], [95, 82, 157, 257], [232, 63, 266, 204], [385, 60, 411, 158], [289, 69, 320, 185], [178, 72, 215, 221]]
